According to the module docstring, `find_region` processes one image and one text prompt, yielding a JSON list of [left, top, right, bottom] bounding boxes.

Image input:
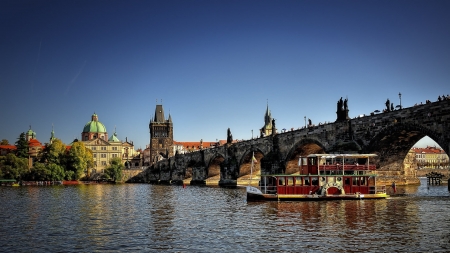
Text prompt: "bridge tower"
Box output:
[[149, 103, 173, 165], [260, 102, 273, 137]]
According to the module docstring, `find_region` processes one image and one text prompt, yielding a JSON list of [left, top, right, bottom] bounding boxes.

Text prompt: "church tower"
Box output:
[[149, 103, 173, 165], [260, 102, 273, 137]]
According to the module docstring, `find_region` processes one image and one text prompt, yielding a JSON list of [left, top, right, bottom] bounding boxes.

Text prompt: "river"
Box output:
[[0, 178, 449, 252]]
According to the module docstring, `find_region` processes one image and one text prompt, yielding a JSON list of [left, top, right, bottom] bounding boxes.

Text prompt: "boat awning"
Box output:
[[307, 154, 377, 159]]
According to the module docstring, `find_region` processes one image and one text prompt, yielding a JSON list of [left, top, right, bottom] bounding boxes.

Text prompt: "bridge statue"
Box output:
[[336, 96, 350, 122], [386, 98, 390, 112], [272, 118, 276, 135]]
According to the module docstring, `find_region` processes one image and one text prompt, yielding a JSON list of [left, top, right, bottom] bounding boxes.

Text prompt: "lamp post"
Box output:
[[398, 92, 402, 109], [304, 116, 306, 128]]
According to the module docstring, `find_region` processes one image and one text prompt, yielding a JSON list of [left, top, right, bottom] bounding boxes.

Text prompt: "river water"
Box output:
[[0, 178, 449, 252]]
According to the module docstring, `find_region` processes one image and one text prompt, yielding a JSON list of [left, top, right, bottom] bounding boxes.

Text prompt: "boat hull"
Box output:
[[247, 186, 388, 201]]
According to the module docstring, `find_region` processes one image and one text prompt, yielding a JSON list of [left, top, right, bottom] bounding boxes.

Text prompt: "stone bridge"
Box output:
[[135, 99, 450, 186]]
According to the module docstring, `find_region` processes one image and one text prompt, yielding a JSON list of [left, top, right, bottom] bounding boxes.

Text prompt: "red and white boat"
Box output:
[[246, 154, 388, 201]]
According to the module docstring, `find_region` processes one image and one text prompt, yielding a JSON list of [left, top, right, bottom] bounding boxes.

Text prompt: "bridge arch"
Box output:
[[284, 138, 326, 174], [237, 148, 265, 178], [367, 122, 445, 169], [206, 154, 225, 179]]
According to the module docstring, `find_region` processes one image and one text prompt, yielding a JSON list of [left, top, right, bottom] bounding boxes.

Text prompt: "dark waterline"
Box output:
[[0, 178, 449, 252]]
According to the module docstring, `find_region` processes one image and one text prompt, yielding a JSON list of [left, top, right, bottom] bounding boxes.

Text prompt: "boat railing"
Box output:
[[319, 164, 376, 171]]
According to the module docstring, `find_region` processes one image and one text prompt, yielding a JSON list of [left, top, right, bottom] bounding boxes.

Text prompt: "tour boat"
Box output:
[[246, 154, 388, 201]]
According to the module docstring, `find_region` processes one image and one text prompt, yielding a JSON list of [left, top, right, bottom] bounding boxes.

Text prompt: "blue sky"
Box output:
[[1, 0, 448, 150]]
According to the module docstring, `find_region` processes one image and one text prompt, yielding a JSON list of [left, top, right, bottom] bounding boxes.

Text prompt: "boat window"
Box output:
[[360, 177, 366, 186], [344, 177, 351, 185], [295, 177, 302, 186], [278, 177, 285, 186], [352, 177, 359, 186], [287, 177, 294, 186], [302, 158, 307, 166], [304, 177, 310, 186], [311, 177, 319, 186], [309, 157, 316, 165]]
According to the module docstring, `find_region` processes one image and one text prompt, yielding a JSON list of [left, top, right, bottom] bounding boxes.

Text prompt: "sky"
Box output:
[[1, 0, 449, 150]]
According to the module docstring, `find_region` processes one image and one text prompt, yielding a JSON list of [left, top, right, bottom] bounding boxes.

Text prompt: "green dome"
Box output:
[[108, 132, 120, 142], [83, 113, 107, 133]]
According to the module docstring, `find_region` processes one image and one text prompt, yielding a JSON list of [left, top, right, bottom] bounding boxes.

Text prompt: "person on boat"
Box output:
[[392, 181, 396, 193]]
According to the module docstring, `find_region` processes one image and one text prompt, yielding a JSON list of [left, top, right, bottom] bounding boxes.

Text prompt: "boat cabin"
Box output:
[[258, 154, 385, 196]]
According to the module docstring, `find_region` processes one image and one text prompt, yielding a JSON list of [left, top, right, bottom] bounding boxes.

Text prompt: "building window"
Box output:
[[112, 147, 118, 151], [92, 147, 96, 150], [112, 154, 118, 158], [94, 154, 97, 158], [101, 161, 106, 166], [101, 147, 106, 150], [101, 154, 106, 158]]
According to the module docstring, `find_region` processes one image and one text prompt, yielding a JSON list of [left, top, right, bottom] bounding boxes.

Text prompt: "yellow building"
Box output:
[[413, 146, 449, 169], [81, 113, 141, 173]]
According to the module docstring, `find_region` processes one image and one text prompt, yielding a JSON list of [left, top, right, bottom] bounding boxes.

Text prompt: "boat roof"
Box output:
[[306, 154, 377, 159]]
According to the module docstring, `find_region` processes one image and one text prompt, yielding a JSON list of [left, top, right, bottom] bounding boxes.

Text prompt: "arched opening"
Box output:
[[207, 155, 224, 179], [412, 136, 449, 179], [285, 140, 326, 174], [367, 123, 448, 185], [238, 150, 263, 185]]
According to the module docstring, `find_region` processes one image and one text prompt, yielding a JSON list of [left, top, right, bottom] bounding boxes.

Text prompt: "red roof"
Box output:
[[28, 139, 42, 147], [412, 146, 445, 154], [174, 140, 227, 149], [0, 145, 17, 150]]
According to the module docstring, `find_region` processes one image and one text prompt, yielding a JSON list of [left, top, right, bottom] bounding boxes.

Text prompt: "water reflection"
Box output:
[[0, 179, 449, 252]]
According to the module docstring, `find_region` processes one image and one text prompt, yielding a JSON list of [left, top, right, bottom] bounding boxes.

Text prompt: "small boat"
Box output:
[[247, 154, 388, 201]]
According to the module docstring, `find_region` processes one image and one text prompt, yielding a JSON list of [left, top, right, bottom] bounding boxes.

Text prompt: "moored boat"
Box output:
[[247, 154, 388, 201]]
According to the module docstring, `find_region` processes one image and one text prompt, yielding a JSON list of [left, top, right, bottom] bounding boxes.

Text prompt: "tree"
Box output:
[[66, 141, 93, 180], [40, 138, 66, 165], [104, 157, 124, 182], [0, 153, 28, 180], [29, 162, 50, 181], [15, 132, 28, 158], [47, 163, 65, 181], [1, 139, 9, 145]]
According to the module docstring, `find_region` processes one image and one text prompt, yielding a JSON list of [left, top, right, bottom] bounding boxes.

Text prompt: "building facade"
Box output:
[[81, 113, 141, 172], [149, 104, 174, 165], [412, 146, 449, 169]]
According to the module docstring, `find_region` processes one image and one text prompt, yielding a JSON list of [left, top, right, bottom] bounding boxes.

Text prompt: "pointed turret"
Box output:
[[260, 101, 273, 137], [50, 124, 56, 144]]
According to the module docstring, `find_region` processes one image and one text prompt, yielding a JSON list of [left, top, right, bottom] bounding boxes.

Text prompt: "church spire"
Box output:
[[50, 124, 56, 144]]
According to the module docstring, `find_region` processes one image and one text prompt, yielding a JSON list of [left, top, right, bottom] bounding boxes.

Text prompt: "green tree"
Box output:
[[0, 153, 28, 180], [15, 132, 28, 158], [104, 157, 124, 182], [47, 163, 65, 181], [40, 138, 67, 165], [66, 141, 93, 180], [29, 162, 50, 181], [1, 139, 9, 145]]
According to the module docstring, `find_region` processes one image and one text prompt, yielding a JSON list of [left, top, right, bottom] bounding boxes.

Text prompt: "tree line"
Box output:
[[0, 133, 123, 182]]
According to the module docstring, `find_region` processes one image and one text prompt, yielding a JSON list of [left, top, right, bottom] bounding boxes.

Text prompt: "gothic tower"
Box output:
[[260, 102, 273, 137], [149, 103, 173, 165]]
